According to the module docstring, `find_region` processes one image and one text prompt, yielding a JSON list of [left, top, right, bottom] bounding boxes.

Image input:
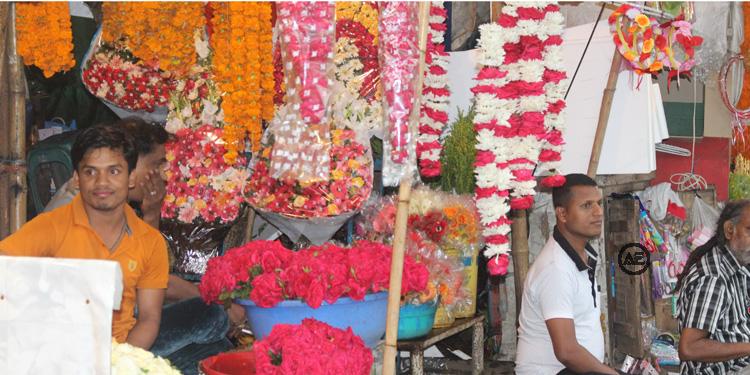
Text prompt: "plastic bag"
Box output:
[[161, 219, 235, 281], [273, 2, 336, 183], [81, 28, 172, 122], [379, 2, 420, 186], [691, 195, 719, 233]]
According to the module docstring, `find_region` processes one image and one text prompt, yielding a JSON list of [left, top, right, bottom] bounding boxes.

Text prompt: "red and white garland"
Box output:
[[473, 2, 567, 275], [417, 2, 450, 178]]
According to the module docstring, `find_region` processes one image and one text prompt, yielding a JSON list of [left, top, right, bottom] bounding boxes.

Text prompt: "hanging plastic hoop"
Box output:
[[719, 54, 750, 121]]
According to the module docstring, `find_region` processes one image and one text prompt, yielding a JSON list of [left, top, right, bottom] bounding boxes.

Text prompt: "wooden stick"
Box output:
[[8, 3, 26, 232], [382, 3, 430, 374], [511, 209, 529, 321], [587, 50, 623, 178], [242, 208, 256, 244], [0, 3, 10, 238]]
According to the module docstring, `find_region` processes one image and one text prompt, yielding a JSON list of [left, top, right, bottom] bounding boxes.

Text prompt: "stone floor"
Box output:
[[396, 359, 514, 374]]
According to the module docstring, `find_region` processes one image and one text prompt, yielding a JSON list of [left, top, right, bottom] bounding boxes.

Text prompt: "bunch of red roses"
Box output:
[[82, 44, 174, 112], [254, 318, 373, 375], [199, 240, 429, 309]]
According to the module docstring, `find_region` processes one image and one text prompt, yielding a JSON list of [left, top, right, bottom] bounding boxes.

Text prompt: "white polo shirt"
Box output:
[[515, 227, 604, 374]]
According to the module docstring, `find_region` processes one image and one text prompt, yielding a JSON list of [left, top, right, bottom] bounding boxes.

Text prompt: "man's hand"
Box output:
[[546, 318, 618, 375], [140, 169, 166, 229], [126, 288, 165, 350], [679, 327, 750, 363]]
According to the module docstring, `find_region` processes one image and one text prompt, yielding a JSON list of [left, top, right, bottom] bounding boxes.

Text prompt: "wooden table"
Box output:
[[396, 316, 485, 375]]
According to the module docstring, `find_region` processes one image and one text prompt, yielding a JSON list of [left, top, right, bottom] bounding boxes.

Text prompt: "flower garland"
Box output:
[[15, 2, 75, 78], [336, 2, 380, 100], [210, 2, 272, 162], [736, 3, 750, 112], [472, 3, 566, 275], [259, 4, 275, 122], [417, 2, 450, 178], [162, 125, 250, 224], [277, 2, 336, 125], [380, 2, 419, 185], [254, 319, 373, 375], [111, 340, 180, 375], [101, 2, 204, 78]]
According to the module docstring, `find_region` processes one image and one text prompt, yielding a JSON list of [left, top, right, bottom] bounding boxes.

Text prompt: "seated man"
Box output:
[[515, 174, 618, 375], [675, 200, 750, 375]]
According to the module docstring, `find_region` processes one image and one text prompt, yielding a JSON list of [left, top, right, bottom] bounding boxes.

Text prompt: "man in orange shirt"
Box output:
[[0, 124, 168, 348]]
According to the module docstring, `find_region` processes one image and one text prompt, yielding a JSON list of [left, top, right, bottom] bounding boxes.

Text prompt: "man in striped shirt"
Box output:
[[676, 200, 750, 374]]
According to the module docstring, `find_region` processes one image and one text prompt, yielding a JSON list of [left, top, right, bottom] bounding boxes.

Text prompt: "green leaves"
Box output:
[[439, 107, 477, 195]]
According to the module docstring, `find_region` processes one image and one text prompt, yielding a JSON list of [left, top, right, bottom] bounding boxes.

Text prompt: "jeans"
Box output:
[[150, 297, 233, 375]]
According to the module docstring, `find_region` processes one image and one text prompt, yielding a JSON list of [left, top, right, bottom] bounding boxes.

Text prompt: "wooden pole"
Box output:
[[8, 2, 25, 232], [382, 3, 430, 375], [587, 50, 623, 177], [242, 208, 256, 244], [511, 209, 528, 320], [0, 3, 10, 239]]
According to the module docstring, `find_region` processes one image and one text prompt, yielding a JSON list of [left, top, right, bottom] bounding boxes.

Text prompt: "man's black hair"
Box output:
[[552, 173, 598, 208], [71, 124, 138, 172], [117, 117, 169, 156]]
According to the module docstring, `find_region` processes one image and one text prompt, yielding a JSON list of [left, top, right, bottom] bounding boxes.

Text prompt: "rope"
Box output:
[[0, 158, 26, 175]]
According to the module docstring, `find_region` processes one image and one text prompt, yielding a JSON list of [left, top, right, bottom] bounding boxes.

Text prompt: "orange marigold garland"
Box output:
[[260, 3, 275, 122], [16, 2, 75, 78], [101, 2, 203, 78]]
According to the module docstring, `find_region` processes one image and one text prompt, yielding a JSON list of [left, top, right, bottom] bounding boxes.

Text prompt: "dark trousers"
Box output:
[[150, 297, 233, 375], [557, 370, 618, 375]]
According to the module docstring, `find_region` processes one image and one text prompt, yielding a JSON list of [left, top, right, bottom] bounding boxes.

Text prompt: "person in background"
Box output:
[[675, 200, 750, 375], [515, 173, 618, 375]]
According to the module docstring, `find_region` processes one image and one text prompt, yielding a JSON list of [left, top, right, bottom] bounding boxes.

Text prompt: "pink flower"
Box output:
[[487, 254, 510, 276], [541, 175, 566, 188]]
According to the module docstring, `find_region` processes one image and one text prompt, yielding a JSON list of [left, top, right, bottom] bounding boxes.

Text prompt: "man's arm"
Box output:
[[547, 318, 618, 375], [126, 288, 164, 350], [166, 274, 200, 301], [679, 327, 750, 363]]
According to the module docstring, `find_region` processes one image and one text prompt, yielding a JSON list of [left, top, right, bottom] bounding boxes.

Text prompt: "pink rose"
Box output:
[[488, 254, 510, 276]]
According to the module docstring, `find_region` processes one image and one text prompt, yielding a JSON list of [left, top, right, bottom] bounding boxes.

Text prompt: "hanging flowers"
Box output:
[[101, 2, 204, 78], [417, 2, 450, 178], [15, 2, 75, 78]]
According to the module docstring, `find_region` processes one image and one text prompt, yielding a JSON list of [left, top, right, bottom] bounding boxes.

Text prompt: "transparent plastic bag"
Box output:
[[691, 195, 719, 233], [274, 2, 336, 183], [379, 2, 420, 186]]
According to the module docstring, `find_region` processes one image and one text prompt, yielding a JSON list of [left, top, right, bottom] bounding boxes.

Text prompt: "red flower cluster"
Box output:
[[254, 318, 373, 375], [199, 240, 429, 309], [336, 19, 380, 101], [408, 211, 447, 244], [82, 46, 174, 112]]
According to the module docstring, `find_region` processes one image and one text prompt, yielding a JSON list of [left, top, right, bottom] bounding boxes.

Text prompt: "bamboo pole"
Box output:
[[587, 50, 623, 178], [0, 3, 10, 238], [8, 2, 26, 232], [511, 209, 528, 320], [382, 3, 430, 374], [242, 208, 256, 244]]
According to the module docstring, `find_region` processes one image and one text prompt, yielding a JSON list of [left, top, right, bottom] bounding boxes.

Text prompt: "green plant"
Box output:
[[438, 107, 477, 195]]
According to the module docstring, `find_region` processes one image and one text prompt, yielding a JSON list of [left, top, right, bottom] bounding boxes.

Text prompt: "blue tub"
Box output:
[[236, 292, 388, 348], [398, 302, 438, 340]]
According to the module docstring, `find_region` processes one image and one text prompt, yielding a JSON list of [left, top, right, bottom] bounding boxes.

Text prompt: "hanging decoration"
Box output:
[[380, 2, 420, 186], [416, 2, 450, 178], [15, 2, 75, 78], [472, 2, 567, 275]]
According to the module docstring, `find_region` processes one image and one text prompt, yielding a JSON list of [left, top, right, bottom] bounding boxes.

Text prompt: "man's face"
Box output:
[[556, 185, 604, 240], [73, 147, 134, 213], [127, 144, 166, 202], [725, 207, 750, 265]]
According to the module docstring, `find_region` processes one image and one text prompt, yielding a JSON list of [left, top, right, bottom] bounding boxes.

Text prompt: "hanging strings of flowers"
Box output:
[[416, 2, 450, 178], [335, 2, 380, 101], [472, 2, 566, 275], [15, 2, 75, 78], [101, 2, 204, 78], [380, 2, 420, 186], [260, 4, 275, 122], [210, 2, 273, 162]]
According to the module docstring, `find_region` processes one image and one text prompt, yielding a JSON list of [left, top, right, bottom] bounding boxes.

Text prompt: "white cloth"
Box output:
[[515, 236, 604, 375], [0, 256, 123, 375]]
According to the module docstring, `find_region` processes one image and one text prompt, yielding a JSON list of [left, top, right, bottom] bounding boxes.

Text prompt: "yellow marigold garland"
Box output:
[[16, 2, 75, 78], [101, 2, 203, 78], [335, 2, 379, 45], [211, 2, 272, 162]]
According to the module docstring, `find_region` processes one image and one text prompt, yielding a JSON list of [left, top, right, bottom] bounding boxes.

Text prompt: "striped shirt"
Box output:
[[677, 245, 750, 374]]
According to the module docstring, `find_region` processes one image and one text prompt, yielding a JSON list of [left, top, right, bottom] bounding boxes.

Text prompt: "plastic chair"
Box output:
[[27, 130, 79, 216]]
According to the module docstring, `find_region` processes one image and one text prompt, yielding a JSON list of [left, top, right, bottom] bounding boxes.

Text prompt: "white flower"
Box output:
[[194, 29, 210, 60]]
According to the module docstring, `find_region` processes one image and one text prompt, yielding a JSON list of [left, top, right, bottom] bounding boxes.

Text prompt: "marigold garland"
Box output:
[[336, 2, 379, 45], [259, 4, 275, 122], [101, 2, 203, 78], [16, 2, 75, 78]]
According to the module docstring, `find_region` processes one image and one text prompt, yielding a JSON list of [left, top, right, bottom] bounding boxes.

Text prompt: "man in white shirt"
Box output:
[[516, 173, 618, 375]]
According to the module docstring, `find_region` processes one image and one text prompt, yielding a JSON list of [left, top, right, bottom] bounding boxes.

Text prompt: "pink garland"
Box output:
[[379, 2, 419, 168], [277, 2, 335, 125], [417, 2, 450, 178]]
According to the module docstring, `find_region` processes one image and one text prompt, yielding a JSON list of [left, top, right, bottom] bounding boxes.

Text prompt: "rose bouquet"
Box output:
[[254, 318, 373, 375], [164, 67, 224, 134], [199, 240, 429, 309], [111, 340, 180, 375]]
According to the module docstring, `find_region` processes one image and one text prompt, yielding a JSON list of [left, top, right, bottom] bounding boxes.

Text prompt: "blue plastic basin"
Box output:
[[398, 302, 438, 340], [236, 292, 388, 348]]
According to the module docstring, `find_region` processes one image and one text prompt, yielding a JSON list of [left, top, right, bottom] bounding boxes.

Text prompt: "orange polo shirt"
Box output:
[[0, 194, 169, 343]]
